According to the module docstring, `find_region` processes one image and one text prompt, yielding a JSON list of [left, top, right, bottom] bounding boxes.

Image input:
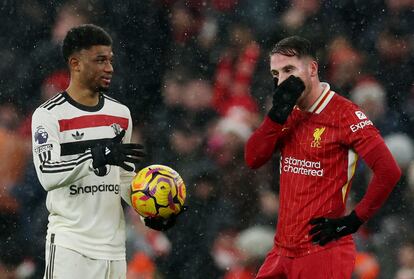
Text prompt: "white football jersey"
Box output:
[[32, 92, 135, 260]]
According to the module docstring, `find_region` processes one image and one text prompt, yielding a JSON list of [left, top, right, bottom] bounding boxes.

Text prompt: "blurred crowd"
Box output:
[[0, 0, 413, 278]]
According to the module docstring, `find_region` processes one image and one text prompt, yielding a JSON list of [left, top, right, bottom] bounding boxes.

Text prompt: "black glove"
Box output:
[[91, 130, 145, 172], [267, 75, 305, 124], [309, 211, 363, 246], [144, 206, 188, 231]]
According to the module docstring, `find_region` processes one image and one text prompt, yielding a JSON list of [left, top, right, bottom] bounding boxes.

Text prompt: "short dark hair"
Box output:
[[62, 24, 112, 62], [270, 36, 316, 60]]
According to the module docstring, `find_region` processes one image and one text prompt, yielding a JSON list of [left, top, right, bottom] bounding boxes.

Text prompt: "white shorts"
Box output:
[[44, 234, 126, 279]]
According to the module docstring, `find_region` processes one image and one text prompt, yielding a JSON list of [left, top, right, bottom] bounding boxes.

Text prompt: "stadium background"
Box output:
[[0, 0, 413, 278]]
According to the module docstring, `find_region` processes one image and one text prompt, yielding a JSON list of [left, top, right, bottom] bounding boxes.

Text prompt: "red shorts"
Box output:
[[256, 243, 356, 279]]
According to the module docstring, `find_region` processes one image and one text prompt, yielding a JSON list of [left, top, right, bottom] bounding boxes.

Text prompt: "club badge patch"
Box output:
[[34, 126, 48, 144]]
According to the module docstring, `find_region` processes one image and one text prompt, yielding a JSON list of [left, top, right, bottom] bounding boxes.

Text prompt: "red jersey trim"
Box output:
[[59, 115, 129, 132]]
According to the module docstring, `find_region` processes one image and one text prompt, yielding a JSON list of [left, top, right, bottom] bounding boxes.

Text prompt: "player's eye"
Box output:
[[96, 58, 113, 65], [283, 66, 295, 73]]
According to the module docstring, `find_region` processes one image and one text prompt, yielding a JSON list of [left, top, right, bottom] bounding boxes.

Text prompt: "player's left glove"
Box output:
[[144, 206, 188, 231], [309, 210, 363, 246], [91, 130, 145, 172]]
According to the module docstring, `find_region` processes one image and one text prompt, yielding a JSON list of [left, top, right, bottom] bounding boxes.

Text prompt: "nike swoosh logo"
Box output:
[[336, 226, 347, 232]]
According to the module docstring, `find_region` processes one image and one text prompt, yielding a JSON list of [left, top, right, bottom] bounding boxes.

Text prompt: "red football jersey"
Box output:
[[248, 83, 384, 257]]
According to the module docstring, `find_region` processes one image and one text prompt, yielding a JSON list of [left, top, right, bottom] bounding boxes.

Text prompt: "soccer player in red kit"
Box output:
[[245, 36, 401, 279]]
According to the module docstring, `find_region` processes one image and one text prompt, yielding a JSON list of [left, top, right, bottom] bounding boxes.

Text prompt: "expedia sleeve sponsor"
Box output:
[[282, 156, 324, 177], [69, 184, 120, 195], [349, 120, 373, 133]]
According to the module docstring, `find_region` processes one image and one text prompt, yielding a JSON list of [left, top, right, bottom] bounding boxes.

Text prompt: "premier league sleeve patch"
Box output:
[[34, 144, 53, 154], [34, 126, 49, 144]]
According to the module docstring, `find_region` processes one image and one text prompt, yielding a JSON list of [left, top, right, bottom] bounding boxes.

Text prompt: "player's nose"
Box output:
[[104, 62, 113, 73], [277, 77, 286, 86], [278, 74, 296, 86]]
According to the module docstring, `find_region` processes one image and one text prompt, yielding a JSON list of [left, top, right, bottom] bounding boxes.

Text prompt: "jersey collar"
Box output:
[[62, 91, 105, 112], [307, 82, 335, 114]]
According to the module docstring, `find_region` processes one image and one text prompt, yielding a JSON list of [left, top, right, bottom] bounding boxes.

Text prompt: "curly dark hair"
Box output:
[[62, 24, 112, 62]]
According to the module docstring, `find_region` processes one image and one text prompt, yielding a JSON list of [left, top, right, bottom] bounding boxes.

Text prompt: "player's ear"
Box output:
[[309, 60, 318, 78], [69, 55, 81, 72]]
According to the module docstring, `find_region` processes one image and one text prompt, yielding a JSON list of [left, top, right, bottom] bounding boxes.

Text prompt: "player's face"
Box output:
[[78, 45, 113, 92], [270, 53, 314, 106]]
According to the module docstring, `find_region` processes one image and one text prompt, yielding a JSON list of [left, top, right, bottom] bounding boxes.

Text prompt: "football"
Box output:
[[130, 164, 186, 219]]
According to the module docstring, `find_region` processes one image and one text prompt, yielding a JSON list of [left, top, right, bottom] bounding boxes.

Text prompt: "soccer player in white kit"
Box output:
[[31, 24, 168, 279]]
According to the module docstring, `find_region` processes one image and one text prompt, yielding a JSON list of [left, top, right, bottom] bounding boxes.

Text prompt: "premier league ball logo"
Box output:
[[34, 126, 48, 144]]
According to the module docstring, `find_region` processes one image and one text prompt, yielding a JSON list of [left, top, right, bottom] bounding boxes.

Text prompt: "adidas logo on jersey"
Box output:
[[72, 131, 84, 140]]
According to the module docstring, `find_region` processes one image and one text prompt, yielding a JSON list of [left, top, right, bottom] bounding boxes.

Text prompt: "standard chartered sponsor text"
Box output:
[[283, 156, 324, 177]]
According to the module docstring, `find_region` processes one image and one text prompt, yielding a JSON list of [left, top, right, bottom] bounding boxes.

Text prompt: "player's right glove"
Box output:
[[144, 206, 188, 231], [309, 211, 364, 246], [267, 75, 305, 124], [91, 130, 145, 172]]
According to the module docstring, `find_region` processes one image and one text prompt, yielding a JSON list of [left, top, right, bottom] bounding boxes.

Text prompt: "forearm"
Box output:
[[120, 170, 135, 206], [354, 141, 402, 221], [34, 151, 95, 191], [310, 141, 401, 246], [245, 116, 283, 169]]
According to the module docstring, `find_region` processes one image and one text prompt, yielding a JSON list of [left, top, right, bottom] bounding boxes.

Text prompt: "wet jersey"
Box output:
[[246, 83, 384, 257], [32, 92, 135, 260]]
